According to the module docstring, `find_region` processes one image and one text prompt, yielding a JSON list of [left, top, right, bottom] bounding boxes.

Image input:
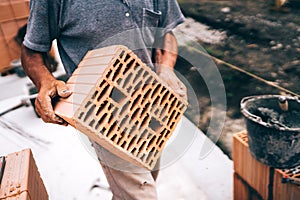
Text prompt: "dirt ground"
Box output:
[[176, 0, 300, 157]]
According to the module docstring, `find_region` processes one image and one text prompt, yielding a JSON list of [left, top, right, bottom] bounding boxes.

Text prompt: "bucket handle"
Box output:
[[240, 96, 263, 123]]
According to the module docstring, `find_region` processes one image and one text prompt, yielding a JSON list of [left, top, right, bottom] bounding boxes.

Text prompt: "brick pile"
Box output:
[[55, 45, 188, 170], [0, 0, 30, 73], [0, 149, 48, 200], [233, 131, 300, 200]]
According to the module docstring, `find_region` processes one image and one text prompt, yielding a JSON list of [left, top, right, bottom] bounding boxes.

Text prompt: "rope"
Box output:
[[190, 47, 300, 98]]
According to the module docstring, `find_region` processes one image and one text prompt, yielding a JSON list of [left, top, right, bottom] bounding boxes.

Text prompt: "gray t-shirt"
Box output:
[[24, 0, 185, 75]]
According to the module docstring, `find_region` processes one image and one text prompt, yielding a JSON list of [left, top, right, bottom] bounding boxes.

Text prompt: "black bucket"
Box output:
[[240, 95, 300, 169]]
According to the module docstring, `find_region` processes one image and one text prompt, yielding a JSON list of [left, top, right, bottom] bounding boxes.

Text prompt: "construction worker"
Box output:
[[21, 1, 187, 199]]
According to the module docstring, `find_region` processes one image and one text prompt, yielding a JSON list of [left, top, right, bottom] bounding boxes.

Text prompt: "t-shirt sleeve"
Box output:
[[157, 0, 185, 37], [23, 0, 59, 52]]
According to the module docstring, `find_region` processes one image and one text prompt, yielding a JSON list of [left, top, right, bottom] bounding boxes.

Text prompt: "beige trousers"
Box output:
[[91, 141, 158, 200]]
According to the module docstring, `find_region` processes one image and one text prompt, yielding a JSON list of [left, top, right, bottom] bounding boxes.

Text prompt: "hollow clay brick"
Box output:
[[0, 0, 30, 71], [54, 45, 188, 170], [233, 131, 300, 200], [0, 149, 48, 200]]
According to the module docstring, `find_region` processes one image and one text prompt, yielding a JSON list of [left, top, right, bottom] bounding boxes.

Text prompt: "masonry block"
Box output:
[[233, 131, 300, 200], [0, 149, 48, 200], [0, 0, 30, 72], [233, 131, 270, 199], [234, 173, 262, 200], [54, 45, 188, 170]]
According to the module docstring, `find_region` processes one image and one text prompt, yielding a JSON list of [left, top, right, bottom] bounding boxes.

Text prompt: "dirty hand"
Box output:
[[35, 80, 72, 125], [156, 65, 188, 101]]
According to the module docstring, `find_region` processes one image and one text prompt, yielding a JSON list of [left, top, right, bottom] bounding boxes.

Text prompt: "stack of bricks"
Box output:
[[233, 131, 300, 200], [0, 0, 30, 73], [54, 45, 188, 170], [0, 149, 48, 200]]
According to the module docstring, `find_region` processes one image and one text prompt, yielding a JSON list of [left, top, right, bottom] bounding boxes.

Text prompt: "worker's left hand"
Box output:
[[156, 65, 188, 101]]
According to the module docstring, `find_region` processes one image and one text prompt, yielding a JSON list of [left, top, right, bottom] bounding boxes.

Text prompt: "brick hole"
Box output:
[[107, 113, 114, 124], [110, 134, 118, 142], [133, 63, 139, 71], [97, 84, 110, 101], [151, 84, 162, 99], [132, 68, 143, 85], [169, 99, 177, 113], [122, 72, 133, 89], [131, 108, 141, 120], [98, 113, 108, 127], [140, 114, 150, 129], [139, 129, 148, 139], [106, 69, 113, 79], [127, 136, 137, 150], [148, 160, 154, 167], [140, 103, 150, 119], [167, 110, 176, 125], [91, 91, 98, 100], [132, 80, 143, 93], [124, 54, 130, 62], [84, 101, 92, 109], [123, 59, 135, 75], [142, 71, 150, 79], [89, 119, 95, 127], [78, 112, 84, 120], [121, 141, 127, 149], [131, 147, 137, 155], [146, 147, 156, 162], [95, 120, 101, 130], [110, 87, 126, 104], [169, 93, 175, 101], [96, 100, 108, 116], [174, 112, 180, 120], [119, 102, 130, 116], [164, 129, 171, 138], [119, 115, 129, 128], [98, 80, 106, 88], [143, 88, 153, 101], [152, 95, 161, 107], [147, 136, 157, 148], [149, 118, 162, 132], [170, 122, 176, 129], [118, 50, 125, 59], [83, 104, 96, 122], [130, 94, 141, 110], [139, 141, 147, 151], [139, 153, 146, 161], [158, 139, 165, 148], [107, 122, 118, 136], [154, 150, 159, 157], [113, 59, 120, 67], [162, 102, 169, 113], [112, 63, 123, 81]]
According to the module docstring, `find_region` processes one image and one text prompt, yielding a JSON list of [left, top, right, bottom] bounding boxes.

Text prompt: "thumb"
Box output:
[[56, 81, 72, 98]]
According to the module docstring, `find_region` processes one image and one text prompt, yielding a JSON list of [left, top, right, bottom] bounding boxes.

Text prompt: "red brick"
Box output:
[[54, 45, 188, 170], [0, 149, 48, 200]]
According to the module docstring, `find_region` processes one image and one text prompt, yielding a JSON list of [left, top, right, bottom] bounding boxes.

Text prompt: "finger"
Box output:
[[36, 95, 65, 124], [175, 80, 188, 101], [56, 81, 72, 98]]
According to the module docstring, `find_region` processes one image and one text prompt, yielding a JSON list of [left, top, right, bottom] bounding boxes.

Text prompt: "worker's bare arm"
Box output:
[[155, 31, 187, 100], [21, 45, 72, 125]]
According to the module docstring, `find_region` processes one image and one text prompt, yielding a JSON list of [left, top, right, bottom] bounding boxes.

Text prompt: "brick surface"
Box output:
[[54, 45, 188, 170], [233, 131, 300, 200], [0, 149, 48, 200], [233, 173, 262, 200], [0, 0, 30, 71]]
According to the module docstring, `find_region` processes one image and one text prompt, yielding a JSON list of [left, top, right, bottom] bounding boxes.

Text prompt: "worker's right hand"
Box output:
[[35, 80, 72, 125]]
